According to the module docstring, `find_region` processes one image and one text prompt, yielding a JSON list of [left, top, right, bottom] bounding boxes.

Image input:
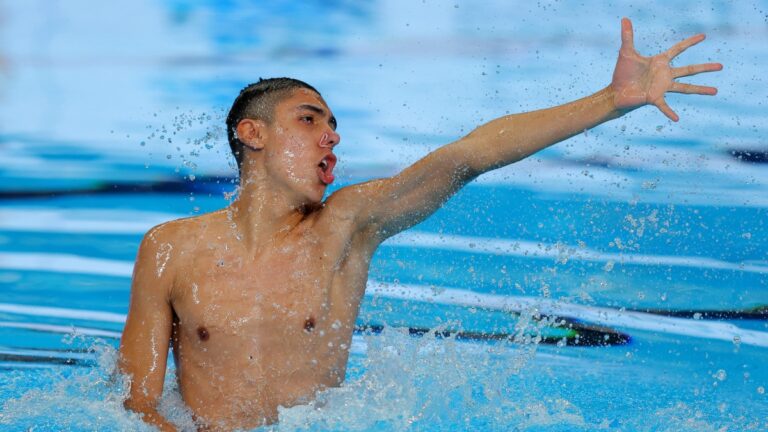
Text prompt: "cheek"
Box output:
[[284, 135, 306, 156], [270, 135, 312, 178]]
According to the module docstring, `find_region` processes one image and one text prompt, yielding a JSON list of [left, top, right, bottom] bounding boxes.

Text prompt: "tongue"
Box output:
[[317, 166, 335, 185]]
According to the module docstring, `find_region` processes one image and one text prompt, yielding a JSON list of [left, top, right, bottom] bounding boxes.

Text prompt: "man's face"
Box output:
[[262, 89, 340, 205]]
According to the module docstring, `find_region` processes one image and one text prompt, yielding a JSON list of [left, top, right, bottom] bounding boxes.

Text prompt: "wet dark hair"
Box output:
[[226, 77, 320, 176]]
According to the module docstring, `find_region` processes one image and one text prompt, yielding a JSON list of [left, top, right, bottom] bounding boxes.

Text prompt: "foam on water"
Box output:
[[0, 339, 156, 431], [272, 327, 568, 432], [0, 327, 545, 431], [3, 323, 762, 431]]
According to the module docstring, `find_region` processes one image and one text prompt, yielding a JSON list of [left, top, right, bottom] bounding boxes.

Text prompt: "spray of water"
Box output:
[[0, 312, 593, 432]]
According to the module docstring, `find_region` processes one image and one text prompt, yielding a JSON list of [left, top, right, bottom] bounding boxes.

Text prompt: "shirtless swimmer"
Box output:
[[118, 18, 722, 431]]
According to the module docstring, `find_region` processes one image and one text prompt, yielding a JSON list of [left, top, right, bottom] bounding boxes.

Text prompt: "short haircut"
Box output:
[[226, 78, 320, 176]]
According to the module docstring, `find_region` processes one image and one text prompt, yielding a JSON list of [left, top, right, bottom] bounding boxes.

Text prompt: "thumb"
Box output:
[[621, 17, 635, 51]]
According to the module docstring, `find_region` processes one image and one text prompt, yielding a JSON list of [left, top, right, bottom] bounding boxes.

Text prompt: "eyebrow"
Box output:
[[296, 104, 337, 130]]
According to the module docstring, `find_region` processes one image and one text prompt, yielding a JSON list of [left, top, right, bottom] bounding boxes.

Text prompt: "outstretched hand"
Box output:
[[611, 17, 723, 122]]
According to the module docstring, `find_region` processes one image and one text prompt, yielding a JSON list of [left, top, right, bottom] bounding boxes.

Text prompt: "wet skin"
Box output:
[[163, 204, 374, 429], [120, 90, 386, 430], [118, 19, 722, 432]]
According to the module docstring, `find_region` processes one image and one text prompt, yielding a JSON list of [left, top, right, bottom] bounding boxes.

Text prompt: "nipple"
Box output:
[[304, 317, 316, 332], [197, 326, 210, 341]]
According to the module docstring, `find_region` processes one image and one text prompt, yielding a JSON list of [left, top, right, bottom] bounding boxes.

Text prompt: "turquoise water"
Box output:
[[1, 1, 767, 430]]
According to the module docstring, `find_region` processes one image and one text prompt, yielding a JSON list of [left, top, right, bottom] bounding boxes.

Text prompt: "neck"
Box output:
[[225, 170, 315, 251]]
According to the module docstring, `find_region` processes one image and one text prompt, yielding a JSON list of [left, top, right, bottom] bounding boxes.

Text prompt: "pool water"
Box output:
[[1, 1, 767, 430]]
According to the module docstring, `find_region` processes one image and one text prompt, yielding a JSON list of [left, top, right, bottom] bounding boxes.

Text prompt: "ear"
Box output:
[[236, 119, 267, 151]]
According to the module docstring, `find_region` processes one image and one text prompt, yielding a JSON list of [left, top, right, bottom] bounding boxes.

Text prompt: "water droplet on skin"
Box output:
[[155, 243, 173, 277], [191, 283, 200, 304]]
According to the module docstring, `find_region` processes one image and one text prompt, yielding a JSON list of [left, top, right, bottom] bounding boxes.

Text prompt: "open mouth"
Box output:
[[317, 154, 337, 185]]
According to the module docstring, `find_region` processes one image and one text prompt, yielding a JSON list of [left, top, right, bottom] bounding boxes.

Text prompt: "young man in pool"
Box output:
[[118, 18, 722, 431]]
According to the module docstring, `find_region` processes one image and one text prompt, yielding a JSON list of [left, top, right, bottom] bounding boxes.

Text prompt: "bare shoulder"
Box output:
[[140, 215, 200, 256], [133, 212, 219, 287]]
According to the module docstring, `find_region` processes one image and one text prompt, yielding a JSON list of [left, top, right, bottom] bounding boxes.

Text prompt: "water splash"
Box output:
[[273, 326, 569, 431], [0, 341, 157, 431], [1, 325, 758, 431]]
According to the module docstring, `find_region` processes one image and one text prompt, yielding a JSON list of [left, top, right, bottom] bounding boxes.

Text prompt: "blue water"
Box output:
[[1, 1, 767, 430]]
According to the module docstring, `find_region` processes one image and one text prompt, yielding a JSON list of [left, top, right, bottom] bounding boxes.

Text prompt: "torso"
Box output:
[[165, 205, 376, 430]]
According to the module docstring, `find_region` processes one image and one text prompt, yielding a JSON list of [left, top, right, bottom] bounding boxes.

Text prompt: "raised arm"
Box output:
[[335, 18, 721, 241], [118, 226, 177, 432]]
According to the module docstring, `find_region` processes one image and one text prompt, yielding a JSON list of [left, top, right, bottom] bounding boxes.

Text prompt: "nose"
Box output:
[[319, 129, 340, 148]]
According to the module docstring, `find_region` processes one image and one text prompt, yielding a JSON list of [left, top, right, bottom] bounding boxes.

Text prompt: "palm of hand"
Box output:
[[613, 50, 672, 108], [609, 18, 722, 122]]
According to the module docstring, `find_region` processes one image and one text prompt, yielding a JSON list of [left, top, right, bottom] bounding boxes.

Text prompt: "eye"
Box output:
[[299, 115, 314, 124]]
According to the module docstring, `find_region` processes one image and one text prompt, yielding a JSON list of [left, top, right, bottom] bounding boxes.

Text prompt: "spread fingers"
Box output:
[[672, 63, 723, 78], [670, 82, 718, 95], [655, 98, 679, 122], [664, 34, 706, 59]]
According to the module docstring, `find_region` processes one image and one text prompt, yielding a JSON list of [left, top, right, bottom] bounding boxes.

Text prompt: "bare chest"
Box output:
[[172, 226, 368, 343], [173, 238, 340, 338]]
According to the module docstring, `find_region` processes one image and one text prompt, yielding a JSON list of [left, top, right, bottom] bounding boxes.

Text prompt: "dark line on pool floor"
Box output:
[[358, 321, 631, 347], [728, 149, 768, 164], [0, 177, 236, 199], [0, 352, 94, 367], [638, 305, 768, 320]]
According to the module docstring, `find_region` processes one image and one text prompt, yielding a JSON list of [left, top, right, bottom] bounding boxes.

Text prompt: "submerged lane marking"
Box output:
[[386, 232, 768, 274], [0, 321, 122, 338], [367, 282, 768, 348], [2, 208, 766, 275], [0, 303, 126, 323], [0, 208, 177, 234], [0, 253, 766, 348], [0, 252, 133, 277]]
